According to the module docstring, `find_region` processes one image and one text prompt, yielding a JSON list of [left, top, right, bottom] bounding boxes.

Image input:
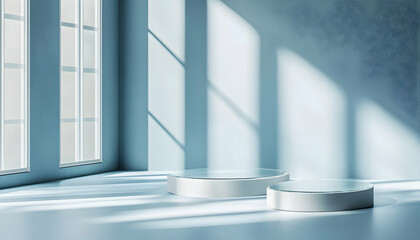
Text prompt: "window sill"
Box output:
[[60, 159, 102, 168], [0, 167, 30, 176]]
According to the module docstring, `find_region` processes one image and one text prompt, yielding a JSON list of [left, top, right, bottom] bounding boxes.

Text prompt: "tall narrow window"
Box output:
[[60, 0, 101, 166], [0, 0, 29, 175]]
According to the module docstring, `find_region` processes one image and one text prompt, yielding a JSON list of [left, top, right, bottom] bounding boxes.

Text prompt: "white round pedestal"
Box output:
[[167, 169, 290, 198], [267, 180, 374, 212]]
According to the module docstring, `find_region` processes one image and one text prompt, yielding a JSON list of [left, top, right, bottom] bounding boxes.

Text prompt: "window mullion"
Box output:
[[0, 0, 3, 170], [78, 0, 84, 161], [97, 0, 101, 161], [21, 0, 28, 168]]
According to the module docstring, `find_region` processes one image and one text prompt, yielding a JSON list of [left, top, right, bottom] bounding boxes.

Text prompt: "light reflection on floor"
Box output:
[[0, 171, 419, 240]]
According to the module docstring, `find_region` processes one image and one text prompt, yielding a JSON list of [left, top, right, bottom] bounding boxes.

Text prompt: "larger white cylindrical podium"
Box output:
[[168, 169, 290, 198]]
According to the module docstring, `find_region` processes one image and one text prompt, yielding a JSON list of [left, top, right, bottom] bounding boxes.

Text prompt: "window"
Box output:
[[0, 0, 29, 175], [60, 0, 101, 166]]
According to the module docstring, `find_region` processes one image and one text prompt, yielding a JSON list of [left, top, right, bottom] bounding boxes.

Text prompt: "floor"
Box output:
[[0, 172, 419, 240]]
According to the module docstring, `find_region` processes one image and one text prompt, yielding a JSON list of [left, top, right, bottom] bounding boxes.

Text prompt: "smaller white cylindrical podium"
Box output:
[[267, 180, 374, 212], [168, 169, 290, 198]]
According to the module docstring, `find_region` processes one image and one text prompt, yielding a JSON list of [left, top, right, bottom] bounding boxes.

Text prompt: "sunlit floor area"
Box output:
[[0, 172, 419, 240]]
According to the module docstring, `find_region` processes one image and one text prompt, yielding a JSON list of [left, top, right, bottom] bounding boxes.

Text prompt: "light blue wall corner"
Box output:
[[118, 0, 148, 170]]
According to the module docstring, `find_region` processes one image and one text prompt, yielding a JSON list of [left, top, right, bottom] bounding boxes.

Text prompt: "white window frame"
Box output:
[[0, 0, 30, 176], [59, 0, 102, 168]]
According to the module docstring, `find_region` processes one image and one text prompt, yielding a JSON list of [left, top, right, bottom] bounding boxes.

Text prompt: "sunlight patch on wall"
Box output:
[[148, 35, 185, 144], [207, 90, 258, 169], [356, 99, 420, 179], [148, 0, 185, 171], [278, 49, 347, 178], [207, 0, 260, 169], [148, 35, 185, 170], [148, 115, 185, 171], [148, 0, 185, 61]]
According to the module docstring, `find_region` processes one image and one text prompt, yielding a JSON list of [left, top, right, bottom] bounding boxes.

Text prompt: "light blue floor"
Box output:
[[0, 172, 419, 240]]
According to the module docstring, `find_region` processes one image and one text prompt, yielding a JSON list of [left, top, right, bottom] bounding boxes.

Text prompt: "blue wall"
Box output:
[[118, 0, 148, 170], [121, 0, 420, 179], [0, 0, 119, 188], [2, 0, 418, 187], [208, 0, 420, 179], [184, 0, 208, 169]]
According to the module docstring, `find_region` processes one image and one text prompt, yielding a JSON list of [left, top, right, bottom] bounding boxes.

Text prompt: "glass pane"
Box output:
[[83, 73, 97, 118], [5, 0, 24, 16], [83, 0, 97, 27], [61, 122, 78, 163], [61, 26, 78, 67], [61, 71, 78, 119], [4, 69, 24, 120], [4, 124, 24, 170], [4, 19, 24, 64], [83, 121, 98, 160], [83, 29, 97, 69], [59, 0, 101, 164], [61, 0, 78, 24]]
